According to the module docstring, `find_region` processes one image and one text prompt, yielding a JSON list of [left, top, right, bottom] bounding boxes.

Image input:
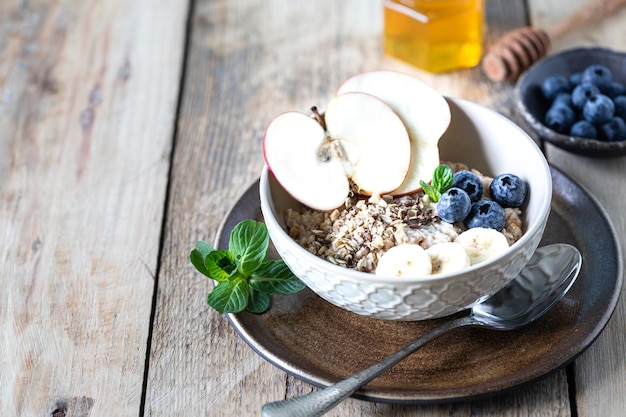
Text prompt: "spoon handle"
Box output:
[[261, 314, 479, 417]]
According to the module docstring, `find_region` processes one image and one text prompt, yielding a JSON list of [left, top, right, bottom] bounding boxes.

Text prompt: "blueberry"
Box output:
[[598, 117, 626, 141], [552, 93, 573, 108], [583, 94, 615, 124], [544, 104, 576, 133], [437, 188, 471, 223], [569, 72, 583, 85], [452, 170, 484, 202], [570, 120, 598, 139], [541, 75, 571, 101], [465, 200, 506, 231], [490, 173, 527, 208], [613, 95, 626, 119], [607, 81, 626, 98], [581, 64, 613, 92], [571, 83, 600, 110]]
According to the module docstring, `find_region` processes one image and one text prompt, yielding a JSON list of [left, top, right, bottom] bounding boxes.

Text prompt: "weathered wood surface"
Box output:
[[146, 1, 571, 416], [527, 1, 626, 417], [0, 0, 188, 415], [2, 0, 624, 416]]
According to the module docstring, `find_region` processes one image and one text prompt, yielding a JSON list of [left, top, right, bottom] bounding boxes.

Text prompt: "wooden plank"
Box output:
[[149, 0, 574, 415], [527, 1, 626, 417], [0, 0, 188, 415]]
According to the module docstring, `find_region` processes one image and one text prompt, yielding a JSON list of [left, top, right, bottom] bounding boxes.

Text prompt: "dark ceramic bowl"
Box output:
[[517, 47, 626, 158]]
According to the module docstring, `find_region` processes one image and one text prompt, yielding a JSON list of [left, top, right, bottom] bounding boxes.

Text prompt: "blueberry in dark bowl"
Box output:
[[552, 93, 572, 107], [541, 75, 571, 101], [517, 47, 626, 157], [570, 120, 598, 140], [544, 103, 576, 133], [581, 64, 613, 92], [582, 93, 615, 124], [569, 72, 583, 85], [614, 95, 626, 118], [599, 116, 626, 141], [607, 81, 626, 98], [571, 83, 600, 110]]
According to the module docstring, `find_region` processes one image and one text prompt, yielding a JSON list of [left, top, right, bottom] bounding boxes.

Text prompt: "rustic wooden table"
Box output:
[[2, 0, 626, 416]]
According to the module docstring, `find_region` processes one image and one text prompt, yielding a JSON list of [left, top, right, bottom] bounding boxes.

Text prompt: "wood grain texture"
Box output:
[[527, 1, 626, 417], [0, 0, 188, 415], [147, 0, 571, 416]]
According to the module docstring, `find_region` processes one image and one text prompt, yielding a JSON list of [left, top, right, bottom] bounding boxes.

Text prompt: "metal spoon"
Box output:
[[262, 243, 582, 417]]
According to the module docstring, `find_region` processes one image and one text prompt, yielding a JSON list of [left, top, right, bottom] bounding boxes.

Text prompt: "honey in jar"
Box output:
[[384, 0, 484, 73]]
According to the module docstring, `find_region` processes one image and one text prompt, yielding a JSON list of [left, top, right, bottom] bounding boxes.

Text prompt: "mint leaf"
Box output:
[[229, 219, 270, 276], [246, 289, 271, 313], [191, 220, 305, 315], [432, 164, 453, 193], [204, 250, 237, 282], [420, 180, 440, 202], [250, 260, 306, 295], [207, 278, 249, 314], [189, 241, 215, 278], [420, 164, 453, 203]]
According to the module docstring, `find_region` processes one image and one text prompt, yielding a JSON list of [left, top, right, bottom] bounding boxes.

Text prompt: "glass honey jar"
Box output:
[[383, 0, 485, 73]]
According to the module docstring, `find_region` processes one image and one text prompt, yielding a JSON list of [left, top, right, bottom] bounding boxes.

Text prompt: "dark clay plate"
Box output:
[[214, 166, 622, 404]]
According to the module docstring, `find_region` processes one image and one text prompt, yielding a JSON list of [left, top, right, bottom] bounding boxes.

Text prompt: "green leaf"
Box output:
[[229, 219, 270, 276], [420, 180, 440, 202], [207, 278, 249, 314], [250, 260, 306, 295], [246, 289, 271, 313], [205, 250, 237, 282], [420, 164, 453, 203], [189, 241, 215, 278], [192, 220, 304, 316], [432, 164, 453, 194]]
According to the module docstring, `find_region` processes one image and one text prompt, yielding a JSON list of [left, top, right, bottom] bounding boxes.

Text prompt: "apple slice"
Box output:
[[263, 112, 349, 211], [323, 93, 412, 199], [263, 92, 411, 211], [337, 71, 451, 196]]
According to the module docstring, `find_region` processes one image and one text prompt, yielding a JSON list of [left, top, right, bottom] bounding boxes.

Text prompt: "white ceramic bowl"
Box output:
[[260, 97, 552, 321]]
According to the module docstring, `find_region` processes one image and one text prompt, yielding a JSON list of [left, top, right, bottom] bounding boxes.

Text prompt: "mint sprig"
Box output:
[[419, 164, 454, 202], [190, 219, 305, 314]]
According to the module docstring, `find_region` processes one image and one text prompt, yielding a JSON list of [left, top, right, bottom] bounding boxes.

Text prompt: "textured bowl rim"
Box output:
[[260, 97, 552, 285]]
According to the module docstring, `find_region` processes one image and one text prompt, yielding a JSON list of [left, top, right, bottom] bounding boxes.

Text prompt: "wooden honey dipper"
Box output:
[[482, 0, 626, 82]]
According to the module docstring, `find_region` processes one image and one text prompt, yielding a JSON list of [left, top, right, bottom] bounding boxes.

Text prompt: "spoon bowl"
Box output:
[[473, 243, 581, 329], [262, 243, 582, 417]]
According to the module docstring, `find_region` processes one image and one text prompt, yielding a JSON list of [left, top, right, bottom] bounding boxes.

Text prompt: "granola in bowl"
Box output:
[[284, 163, 524, 273]]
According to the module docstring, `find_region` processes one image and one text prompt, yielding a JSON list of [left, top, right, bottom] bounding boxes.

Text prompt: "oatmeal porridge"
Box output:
[[284, 163, 524, 273]]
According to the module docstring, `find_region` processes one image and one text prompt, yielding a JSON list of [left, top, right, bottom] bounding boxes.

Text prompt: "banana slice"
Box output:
[[427, 242, 471, 275], [455, 227, 510, 265], [376, 244, 432, 277]]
